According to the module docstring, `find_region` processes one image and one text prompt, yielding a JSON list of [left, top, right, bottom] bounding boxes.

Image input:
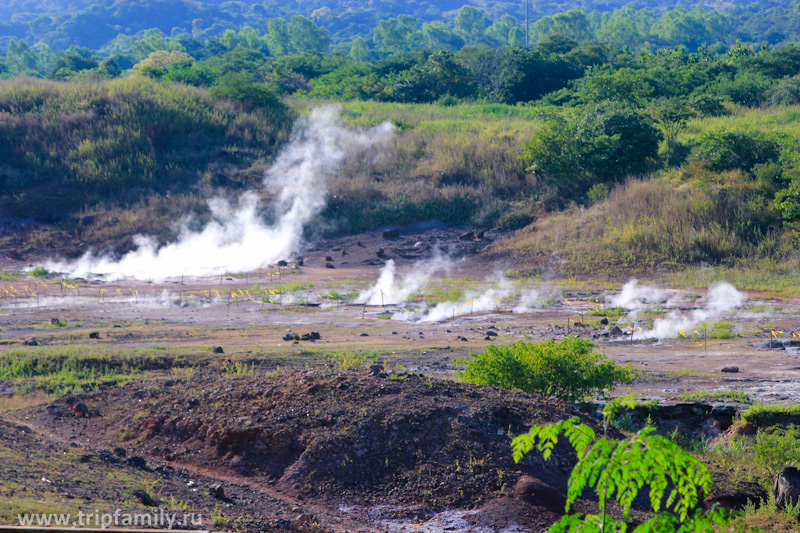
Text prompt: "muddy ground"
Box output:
[[0, 225, 798, 531]]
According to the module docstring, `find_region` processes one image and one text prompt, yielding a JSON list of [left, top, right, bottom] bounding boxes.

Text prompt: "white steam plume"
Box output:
[[513, 284, 560, 312], [392, 276, 513, 323], [356, 253, 453, 305], [609, 279, 669, 316], [634, 282, 745, 340], [49, 106, 393, 280]]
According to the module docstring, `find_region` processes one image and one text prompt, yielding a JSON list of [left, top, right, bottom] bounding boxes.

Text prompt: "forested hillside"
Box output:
[[3, 0, 800, 59]]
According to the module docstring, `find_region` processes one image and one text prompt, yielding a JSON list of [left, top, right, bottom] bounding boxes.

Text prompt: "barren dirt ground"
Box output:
[[0, 227, 798, 531]]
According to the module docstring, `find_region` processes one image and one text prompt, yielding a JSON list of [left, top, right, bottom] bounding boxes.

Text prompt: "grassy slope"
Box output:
[[492, 104, 800, 288], [300, 98, 542, 234], [0, 76, 294, 255], [3, 85, 800, 291]]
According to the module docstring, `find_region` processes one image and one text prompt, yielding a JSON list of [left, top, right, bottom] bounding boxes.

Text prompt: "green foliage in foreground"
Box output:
[[512, 398, 759, 532], [457, 337, 633, 402]]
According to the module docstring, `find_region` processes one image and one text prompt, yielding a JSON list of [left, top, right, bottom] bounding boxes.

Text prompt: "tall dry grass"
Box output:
[[498, 176, 788, 273]]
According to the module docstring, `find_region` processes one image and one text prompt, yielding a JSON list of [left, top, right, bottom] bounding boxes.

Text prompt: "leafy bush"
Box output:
[[713, 72, 773, 107], [691, 130, 782, 172], [766, 76, 800, 107], [521, 102, 661, 198], [457, 336, 633, 401]]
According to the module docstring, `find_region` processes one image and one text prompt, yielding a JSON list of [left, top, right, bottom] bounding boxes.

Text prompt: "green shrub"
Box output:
[[753, 425, 800, 478], [457, 336, 633, 402], [691, 130, 782, 172]]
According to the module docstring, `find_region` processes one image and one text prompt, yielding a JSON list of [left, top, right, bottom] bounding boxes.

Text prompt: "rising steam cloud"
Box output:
[[355, 254, 453, 306], [633, 281, 745, 340], [392, 276, 513, 323], [49, 106, 393, 279]]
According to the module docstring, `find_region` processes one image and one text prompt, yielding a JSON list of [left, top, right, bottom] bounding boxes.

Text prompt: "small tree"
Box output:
[[512, 398, 760, 532], [457, 336, 633, 402], [650, 98, 695, 162]]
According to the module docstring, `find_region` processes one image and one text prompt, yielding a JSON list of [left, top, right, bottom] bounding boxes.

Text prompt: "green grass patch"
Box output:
[[0, 345, 192, 393], [679, 389, 753, 403], [589, 306, 627, 317], [28, 266, 50, 277], [0, 271, 17, 281], [741, 403, 800, 427]]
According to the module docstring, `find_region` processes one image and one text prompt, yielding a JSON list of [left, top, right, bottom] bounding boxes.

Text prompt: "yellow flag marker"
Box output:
[[679, 330, 686, 337]]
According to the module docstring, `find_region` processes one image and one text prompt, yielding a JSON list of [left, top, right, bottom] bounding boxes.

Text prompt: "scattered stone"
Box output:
[[310, 332, 321, 340], [295, 257, 304, 266], [382, 229, 401, 239], [208, 483, 225, 499], [360, 333, 369, 337], [720, 365, 739, 373], [476, 230, 485, 239], [46, 404, 63, 417], [132, 489, 158, 507], [514, 475, 567, 513], [376, 248, 386, 258], [357, 241, 366, 248], [24, 337, 39, 346], [113, 447, 127, 458], [295, 514, 314, 526], [277, 260, 288, 267], [485, 331, 498, 337], [609, 326, 623, 337], [325, 262, 335, 269], [51, 318, 62, 326], [283, 333, 301, 342], [88, 331, 100, 339], [600, 318, 609, 325], [459, 230, 475, 241], [325, 256, 334, 262], [127, 456, 148, 469], [212, 346, 224, 354], [72, 402, 88, 418], [484, 336, 494, 341], [392, 331, 398, 335], [341, 249, 347, 257], [7, 250, 20, 260], [457, 336, 468, 342], [775, 467, 800, 509], [368, 364, 384, 376]]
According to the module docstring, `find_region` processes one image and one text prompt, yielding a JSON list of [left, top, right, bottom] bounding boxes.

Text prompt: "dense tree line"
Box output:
[[5, 0, 800, 61]]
